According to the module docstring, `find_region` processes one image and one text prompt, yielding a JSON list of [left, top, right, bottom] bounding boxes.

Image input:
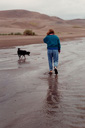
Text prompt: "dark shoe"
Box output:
[[48, 71, 53, 75], [54, 68, 58, 74]]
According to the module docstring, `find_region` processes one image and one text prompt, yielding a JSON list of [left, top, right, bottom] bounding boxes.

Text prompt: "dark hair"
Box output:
[[47, 29, 55, 35]]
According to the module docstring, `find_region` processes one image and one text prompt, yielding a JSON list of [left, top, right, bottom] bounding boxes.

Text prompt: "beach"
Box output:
[[0, 37, 85, 128], [0, 34, 85, 49]]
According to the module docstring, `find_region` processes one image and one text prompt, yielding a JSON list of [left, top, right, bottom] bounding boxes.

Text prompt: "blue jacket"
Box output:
[[43, 35, 61, 51]]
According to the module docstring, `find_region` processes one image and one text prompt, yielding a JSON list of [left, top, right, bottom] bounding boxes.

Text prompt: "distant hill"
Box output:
[[0, 9, 65, 22], [0, 9, 85, 35], [0, 10, 58, 19], [0, 10, 50, 19]]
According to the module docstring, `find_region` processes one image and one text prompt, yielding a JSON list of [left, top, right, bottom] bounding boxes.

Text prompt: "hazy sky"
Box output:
[[0, 0, 85, 19]]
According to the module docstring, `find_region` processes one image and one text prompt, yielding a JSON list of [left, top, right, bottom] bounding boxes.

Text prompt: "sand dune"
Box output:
[[0, 9, 84, 35], [0, 10, 85, 48]]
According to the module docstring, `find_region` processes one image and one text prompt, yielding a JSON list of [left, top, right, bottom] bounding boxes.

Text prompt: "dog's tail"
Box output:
[[18, 48, 20, 51]]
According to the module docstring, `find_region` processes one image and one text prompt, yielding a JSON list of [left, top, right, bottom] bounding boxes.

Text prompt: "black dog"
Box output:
[[17, 48, 30, 59]]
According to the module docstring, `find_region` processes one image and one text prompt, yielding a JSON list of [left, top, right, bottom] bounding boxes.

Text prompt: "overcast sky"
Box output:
[[0, 0, 85, 20]]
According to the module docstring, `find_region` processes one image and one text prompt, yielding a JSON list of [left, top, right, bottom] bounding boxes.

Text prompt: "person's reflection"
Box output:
[[46, 74, 59, 105]]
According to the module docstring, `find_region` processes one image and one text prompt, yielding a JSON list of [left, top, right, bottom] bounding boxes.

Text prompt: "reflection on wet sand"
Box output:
[[18, 58, 26, 63], [44, 74, 60, 119], [0, 38, 85, 128], [47, 75, 59, 105]]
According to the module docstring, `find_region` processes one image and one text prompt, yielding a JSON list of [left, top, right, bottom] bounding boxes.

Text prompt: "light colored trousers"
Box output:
[[47, 49, 58, 71]]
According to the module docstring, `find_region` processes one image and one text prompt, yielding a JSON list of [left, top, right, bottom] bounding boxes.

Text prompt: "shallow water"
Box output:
[[0, 38, 85, 128]]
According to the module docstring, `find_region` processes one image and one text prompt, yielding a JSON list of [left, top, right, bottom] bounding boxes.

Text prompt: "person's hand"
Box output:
[[58, 50, 60, 53]]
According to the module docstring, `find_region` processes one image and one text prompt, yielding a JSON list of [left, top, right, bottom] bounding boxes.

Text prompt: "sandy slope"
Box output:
[[0, 10, 85, 47]]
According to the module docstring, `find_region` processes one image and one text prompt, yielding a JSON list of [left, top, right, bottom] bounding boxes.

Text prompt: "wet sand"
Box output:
[[0, 38, 85, 128], [0, 34, 85, 49]]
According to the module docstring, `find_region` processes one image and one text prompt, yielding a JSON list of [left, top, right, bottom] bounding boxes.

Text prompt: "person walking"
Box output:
[[43, 29, 61, 74]]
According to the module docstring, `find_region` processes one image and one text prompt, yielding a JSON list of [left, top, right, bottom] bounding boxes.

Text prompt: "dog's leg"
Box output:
[[18, 55, 21, 60], [23, 55, 26, 60]]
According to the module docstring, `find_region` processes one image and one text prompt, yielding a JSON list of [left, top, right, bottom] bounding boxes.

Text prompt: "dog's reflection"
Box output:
[[46, 75, 59, 105], [18, 58, 26, 63]]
